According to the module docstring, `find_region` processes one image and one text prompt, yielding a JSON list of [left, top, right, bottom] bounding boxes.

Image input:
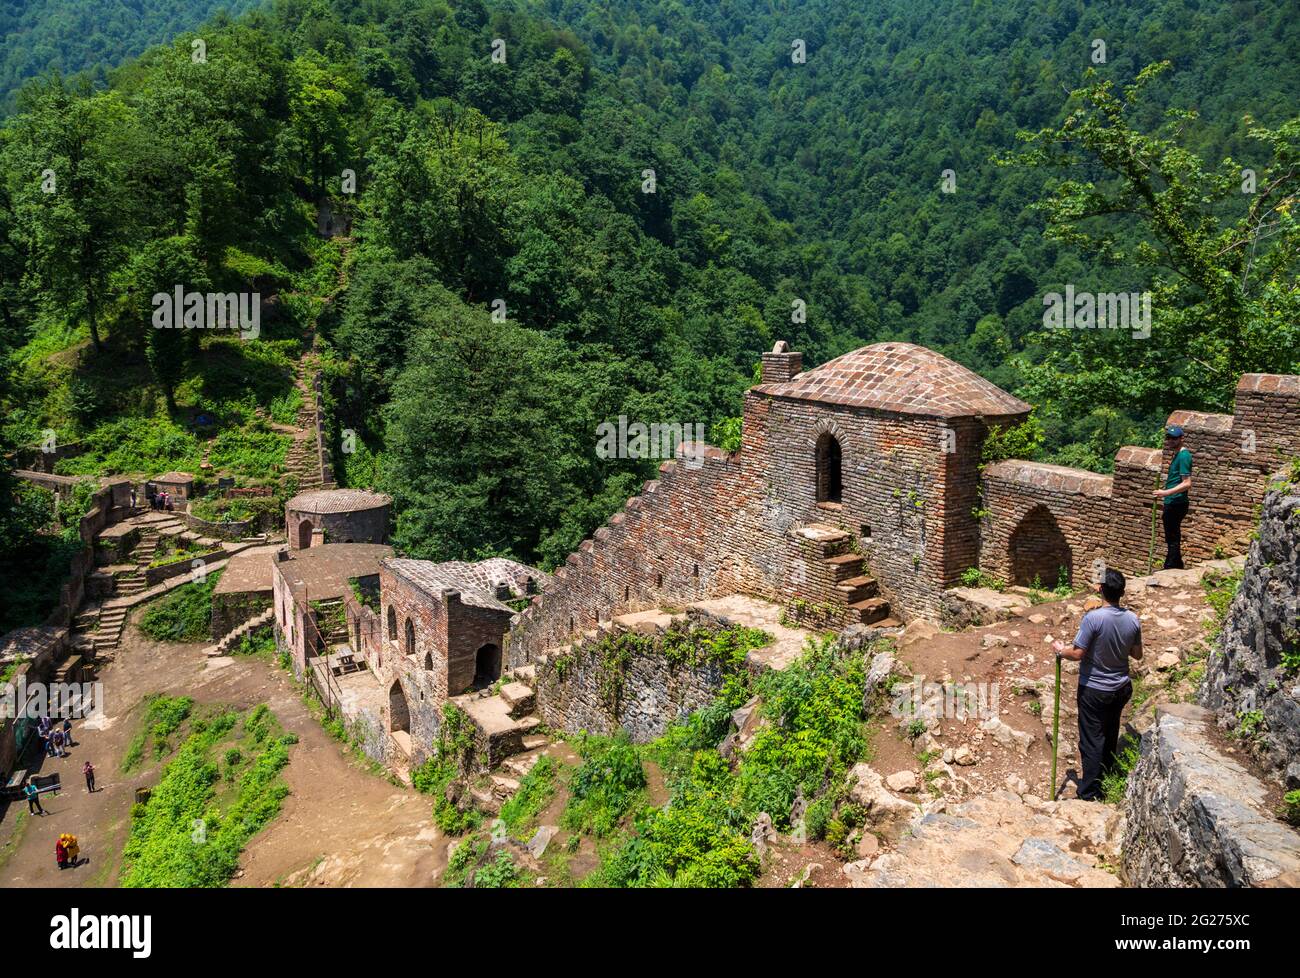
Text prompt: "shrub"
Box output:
[[120, 705, 290, 887], [499, 755, 559, 838], [562, 734, 646, 838], [137, 571, 223, 642], [1100, 735, 1142, 805]]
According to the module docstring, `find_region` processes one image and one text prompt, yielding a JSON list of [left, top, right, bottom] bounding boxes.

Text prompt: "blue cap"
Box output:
[[1166, 425, 1184, 438]]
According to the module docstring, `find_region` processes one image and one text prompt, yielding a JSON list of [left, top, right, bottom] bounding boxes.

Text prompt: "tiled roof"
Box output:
[[275, 543, 393, 598], [753, 342, 1030, 419], [287, 488, 392, 514], [383, 557, 549, 612]]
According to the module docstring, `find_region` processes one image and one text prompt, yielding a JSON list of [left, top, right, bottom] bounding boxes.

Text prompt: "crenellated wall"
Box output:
[[980, 375, 1300, 585], [506, 444, 765, 668]]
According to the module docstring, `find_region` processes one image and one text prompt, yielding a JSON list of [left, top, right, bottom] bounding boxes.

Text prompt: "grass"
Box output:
[[1101, 734, 1142, 805], [498, 755, 560, 840], [560, 733, 646, 839], [121, 694, 194, 773], [120, 703, 292, 887], [1202, 569, 1244, 633], [137, 570, 223, 642]]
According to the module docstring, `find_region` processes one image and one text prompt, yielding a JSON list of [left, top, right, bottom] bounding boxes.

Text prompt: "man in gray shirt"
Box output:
[[1053, 569, 1143, 801]]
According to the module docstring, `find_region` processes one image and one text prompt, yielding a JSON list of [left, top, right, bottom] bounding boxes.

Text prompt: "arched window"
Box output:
[[296, 519, 314, 549], [404, 618, 416, 657], [815, 432, 843, 504], [386, 606, 397, 642]]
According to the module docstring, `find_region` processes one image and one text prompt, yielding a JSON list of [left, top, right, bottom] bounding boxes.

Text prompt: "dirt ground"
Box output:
[[0, 615, 444, 888], [871, 563, 1235, 802]]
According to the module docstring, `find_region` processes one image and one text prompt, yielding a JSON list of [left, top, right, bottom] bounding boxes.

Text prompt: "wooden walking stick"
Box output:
[[1049, 652, 1062, 800]]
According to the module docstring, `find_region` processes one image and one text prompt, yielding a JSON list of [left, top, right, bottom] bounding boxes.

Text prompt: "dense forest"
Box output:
[[1, 0, 1297, 631], [0, 0, 264, 107]]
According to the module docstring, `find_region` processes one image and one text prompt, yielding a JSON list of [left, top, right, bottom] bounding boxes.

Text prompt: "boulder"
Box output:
[[846, 763, 920, 840], [981, 716, 1035, 756], [1123, 703, 1300, 887], [1203, 483, 1300, 781], [885, 770, 919, 793]]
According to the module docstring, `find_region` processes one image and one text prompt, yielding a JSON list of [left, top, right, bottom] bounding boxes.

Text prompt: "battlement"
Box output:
[[980, 375, 1300, 585]]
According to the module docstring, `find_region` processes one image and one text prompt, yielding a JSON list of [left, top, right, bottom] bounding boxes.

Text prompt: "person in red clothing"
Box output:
[[83, 760, 96, 793], [55, 838, 68, 870]]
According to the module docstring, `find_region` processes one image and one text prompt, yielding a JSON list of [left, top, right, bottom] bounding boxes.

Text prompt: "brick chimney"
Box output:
[[761, 340, 802, 384]]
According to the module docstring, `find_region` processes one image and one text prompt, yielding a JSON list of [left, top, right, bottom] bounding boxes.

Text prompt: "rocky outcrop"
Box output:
[[846, 789, 1121, 887], [1203, 479, 1300, 787], [1123, 704, 1300, 887]]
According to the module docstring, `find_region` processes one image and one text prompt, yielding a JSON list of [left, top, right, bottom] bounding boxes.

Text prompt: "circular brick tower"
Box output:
[[286, 488, 392, 550]]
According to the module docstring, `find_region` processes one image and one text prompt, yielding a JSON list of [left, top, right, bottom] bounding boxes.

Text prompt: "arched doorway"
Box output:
[[1009, 505, 1073, 588], [296, 519, 314, 549], [388, 680, 410, 733], [404, 618, 416, 657], [815, 433, 843, 504], [473, 643, 501, 689]]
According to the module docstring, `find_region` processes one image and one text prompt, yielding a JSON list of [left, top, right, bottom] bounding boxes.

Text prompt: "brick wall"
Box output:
[[981, 375, 1300, 584], [286, 504, 389, 551]]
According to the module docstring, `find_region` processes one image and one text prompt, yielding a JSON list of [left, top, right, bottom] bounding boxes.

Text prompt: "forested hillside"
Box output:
[[1, 0, 1297, 631], [0, 0, 263, 107]]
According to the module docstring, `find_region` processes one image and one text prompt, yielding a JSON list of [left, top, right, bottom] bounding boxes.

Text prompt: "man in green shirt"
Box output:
[[1153, 425, 1193, 569]]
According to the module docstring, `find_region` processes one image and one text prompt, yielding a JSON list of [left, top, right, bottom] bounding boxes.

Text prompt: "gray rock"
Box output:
[[1202, 484, 1300, 780], [1123, 703, 1300, 887], [1012, 838, 1088, 882]]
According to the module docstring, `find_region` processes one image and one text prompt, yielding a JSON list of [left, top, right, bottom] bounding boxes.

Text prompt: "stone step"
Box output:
[[521, 734, 547, 751], [490, 774, 521, 800], [849, 597, 892, 625], [498, 681, 536, 717], [502, 750, 543, 779], [825, 552, 864, 580], [513, 664, 537, 683], [837, 575, 879, 602], [793, 523, 852, 557]]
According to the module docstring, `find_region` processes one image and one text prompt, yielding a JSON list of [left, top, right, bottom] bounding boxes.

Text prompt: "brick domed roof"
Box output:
[[754, 342, 1030, 419], [286, 487, 392, 515]]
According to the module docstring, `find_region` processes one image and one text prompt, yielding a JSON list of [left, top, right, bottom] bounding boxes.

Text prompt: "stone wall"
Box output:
[[211, 590, 272, 642], [1124, 704, 1300, 887], [534, 612, 739, 742], [1203, 474, 1300, 788], [981, 375, 1300, 587], [143, 549, 224, 587], [183, 509, 256, 541], [979, 461, 1114, 586]]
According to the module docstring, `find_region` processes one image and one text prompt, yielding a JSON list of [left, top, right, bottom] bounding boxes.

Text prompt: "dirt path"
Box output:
[[0, 615, 444, 888]]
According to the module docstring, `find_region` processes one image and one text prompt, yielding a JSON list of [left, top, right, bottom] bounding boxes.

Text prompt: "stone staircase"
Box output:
[[203, 607, 275, 657], [792, 523, 900, 628], [282, 361, 328, 492], [71, 601, 129, 655], [454, 664, 546, 787]]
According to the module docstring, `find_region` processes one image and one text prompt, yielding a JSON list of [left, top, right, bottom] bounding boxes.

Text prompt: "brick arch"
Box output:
[[1008, 504, 1073, 588], [808, 418, 849, 506]]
